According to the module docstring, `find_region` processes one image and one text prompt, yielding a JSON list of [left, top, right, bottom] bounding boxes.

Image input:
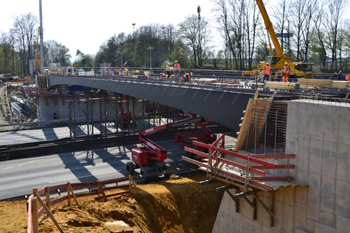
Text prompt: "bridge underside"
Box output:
[[48, 76, 256, 131]]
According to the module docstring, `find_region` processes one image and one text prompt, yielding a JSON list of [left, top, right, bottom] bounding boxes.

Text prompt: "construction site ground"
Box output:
[[0, 83, 37, 125], [0, 172, 223, 233]]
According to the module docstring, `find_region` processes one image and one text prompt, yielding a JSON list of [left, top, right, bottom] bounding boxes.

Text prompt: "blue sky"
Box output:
[[1, 0, 220, 61]]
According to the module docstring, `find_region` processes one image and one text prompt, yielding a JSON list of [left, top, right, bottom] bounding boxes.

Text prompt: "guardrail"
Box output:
[[27, 175, 138, 233]]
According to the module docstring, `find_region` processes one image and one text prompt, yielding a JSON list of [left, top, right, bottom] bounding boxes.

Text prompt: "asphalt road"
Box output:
[[0, 119, 169, 146], [0, 132, 236, 200]]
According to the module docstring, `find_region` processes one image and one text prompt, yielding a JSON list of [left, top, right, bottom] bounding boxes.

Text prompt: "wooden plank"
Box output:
[[36, 194, 65, 233], [251, 165, 295, 169], [216, 185, 234, 193], [199, 179, 216, 186], [45, 187, 50, 214], [250, 154, 296, 159], [68, 183, 79, 205], [297, 78, 333, 87], [265, 81, 296, 89], [67, 182, 71, 206], [233, 191, 253, 200], [270, 191, 275, 227], [31, 197, 39, 233], [98, 181, 108, 202], [253, 176, 294, 181], [253, 191, 257, 220]]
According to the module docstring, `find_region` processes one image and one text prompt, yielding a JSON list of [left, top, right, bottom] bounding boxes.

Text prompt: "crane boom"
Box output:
[[255, 0, 286, 60]]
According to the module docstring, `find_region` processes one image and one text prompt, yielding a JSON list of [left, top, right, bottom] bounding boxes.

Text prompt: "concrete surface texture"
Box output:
[[212, 100, 350, 233]]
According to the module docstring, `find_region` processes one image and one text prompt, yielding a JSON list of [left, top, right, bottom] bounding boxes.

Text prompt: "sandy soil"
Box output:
[[0, 173, 223, 233]]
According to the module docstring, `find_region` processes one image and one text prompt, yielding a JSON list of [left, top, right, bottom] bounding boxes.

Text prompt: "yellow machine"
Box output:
[[243, 0, 313, 79]]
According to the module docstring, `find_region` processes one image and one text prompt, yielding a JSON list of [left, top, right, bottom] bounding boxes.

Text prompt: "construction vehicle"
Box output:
[[126, 115, 216, 177], [243, 0, 313, 80]]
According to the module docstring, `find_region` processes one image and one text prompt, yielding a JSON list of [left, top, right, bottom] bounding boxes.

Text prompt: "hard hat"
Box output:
[[284, 62, 288, 65], [266, 63, 269, 66], [175, 60, 178, 63]]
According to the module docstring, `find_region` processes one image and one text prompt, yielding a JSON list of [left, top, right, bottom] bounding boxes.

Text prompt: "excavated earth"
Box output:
[[0, 173, 224, 233]]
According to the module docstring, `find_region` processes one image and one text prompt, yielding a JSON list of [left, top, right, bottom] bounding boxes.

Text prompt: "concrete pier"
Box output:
[[212, 100, 350, 233]]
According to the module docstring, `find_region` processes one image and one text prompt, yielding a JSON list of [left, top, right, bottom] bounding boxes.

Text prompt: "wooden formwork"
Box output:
[[233, 90, 276, 152]]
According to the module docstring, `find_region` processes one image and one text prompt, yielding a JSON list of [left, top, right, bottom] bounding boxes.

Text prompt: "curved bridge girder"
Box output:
[[48, 76, 254, 131]]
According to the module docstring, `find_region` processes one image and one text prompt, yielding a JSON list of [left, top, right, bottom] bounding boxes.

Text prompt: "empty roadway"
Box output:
[[0, 132, 236, 200]]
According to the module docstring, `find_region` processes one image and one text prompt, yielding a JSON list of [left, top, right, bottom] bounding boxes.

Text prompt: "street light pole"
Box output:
[[39, 0, 44, 73], [148, 47, 153, 70]]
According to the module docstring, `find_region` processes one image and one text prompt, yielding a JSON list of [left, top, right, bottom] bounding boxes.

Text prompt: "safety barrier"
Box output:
[[27, 175, 138, 233], [182, 133, 296, 191]]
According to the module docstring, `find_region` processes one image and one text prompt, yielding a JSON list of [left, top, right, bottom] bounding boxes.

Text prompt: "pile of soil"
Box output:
[[0, 173, 224, 233]]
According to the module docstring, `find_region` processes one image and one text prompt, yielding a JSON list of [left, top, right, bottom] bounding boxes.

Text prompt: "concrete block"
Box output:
[[296, 170, 309, 184], [322, 142, 338, 179], [296, 135, 310, 172], [315, 221, 336, 233], [336, 149, 349, 182], [321, 176, 336, 212], [309, 139, 324, 175], [283, 187, 296, 208], [307, 186, 321, 208], [335, 199, 349, 218], [335, 180, 350, 203], [295, 186, 308, 205], [294, 204, 307, 229], [295, 227, 308, 233], [319, 210, 336, 228], [283, 204, 295, 231], [336, 215, 350, 233], [307, 203, 320, 222], [306, 218, 316, 232]]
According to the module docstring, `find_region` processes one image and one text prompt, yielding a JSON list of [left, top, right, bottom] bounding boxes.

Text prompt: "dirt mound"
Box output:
[[0, 173, 223, 233]]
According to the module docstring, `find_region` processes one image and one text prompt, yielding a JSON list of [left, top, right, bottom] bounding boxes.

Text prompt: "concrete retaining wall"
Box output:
[[212, 100, 350, 233]]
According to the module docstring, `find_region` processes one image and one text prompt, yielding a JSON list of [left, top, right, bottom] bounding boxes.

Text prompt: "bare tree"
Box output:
[[178, 15, 211, 67], [10, 13, 38, 75], [322, 0, 349, 70]]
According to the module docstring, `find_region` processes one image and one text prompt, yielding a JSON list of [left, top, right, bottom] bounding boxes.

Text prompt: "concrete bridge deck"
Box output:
[[48, 75, 284, 131]]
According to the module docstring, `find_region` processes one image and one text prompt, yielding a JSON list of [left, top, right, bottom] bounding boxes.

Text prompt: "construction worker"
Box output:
[[282, 62, 290, 83], [166, 63, 171, 79], [182, 72, 190, 82], [173, 60, 181, 82], [346, 73, 350, 81], [263, 63, 271, 82], [124, 68, 129, 77], [160, 73, 166, 79]]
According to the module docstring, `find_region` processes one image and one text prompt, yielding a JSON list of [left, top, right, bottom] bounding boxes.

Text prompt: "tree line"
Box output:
[[1, 0, 350, 76]]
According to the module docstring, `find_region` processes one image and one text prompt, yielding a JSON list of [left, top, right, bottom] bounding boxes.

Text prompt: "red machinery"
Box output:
[[118, 95, 133, 128], [175, 121, 217, 157], [126, 114, 217, 177], [126, 116, 203, 176]]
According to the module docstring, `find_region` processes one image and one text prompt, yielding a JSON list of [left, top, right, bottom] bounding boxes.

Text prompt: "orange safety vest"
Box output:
[[346, 73, 350, 81], [174, 63, 181, 72], [264, 66, 271, 75], [282, 65, 290, 75]]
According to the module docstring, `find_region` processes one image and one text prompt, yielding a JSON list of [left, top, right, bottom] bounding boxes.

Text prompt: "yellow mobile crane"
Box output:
[[244, 0, 313, 79]]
